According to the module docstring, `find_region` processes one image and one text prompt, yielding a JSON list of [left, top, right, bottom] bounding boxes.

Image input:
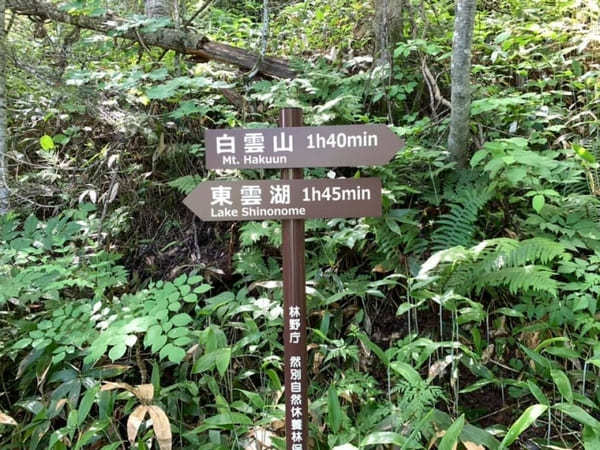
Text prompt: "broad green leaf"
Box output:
[[192, 351, 216, 374], [167, 327, 188, 339], [470, 149, 489, 167], [108, 343, 127, 361], [495, 307, 525, 318], [78, 385, 98, 426], [265, 369, 281, 391], [183, 293, 198, 303], [215, 348, 231, 377], [48, 429, 68, 448], [24, 215, 39, 235], [553, 403, 600, 429], [534, 337, 569, 352], [170, 313, 193, 327], [100, 444, 122, 450], [432, 409, 500, 449], [179, 284, 191, 296], [550, 369, 573, 403], [519, 345, 552, 373], [168, 301, 182, 312], [146, 84, 178, 100], [332, 445, 357, 450], [187, 275, 203, 284], [586, 359, 600, 370], [174, 274, 187, 286], [53, 133, 69, 145], [460, 379, 496, 394], [583, 425, 600, 450], [499, 404, 547, 449], [328, 386, 342, 433], [543, 346, 580, 359], [145, 324, 166, 352], [148, 68, 168, 81], [73, 428, 99, 450], [40, 135, 55, 150], [194, 284, 212, 294], [52, 351, 66, 364], [191, 412, 252, 433], [439, 414, 465, 450], [173, 337, 192, 346], [13, 338, 32, 349], [159, 344, 186, 363], [237, 389, 265, 409], [532, 195, 545, 213], [390, 361, 423, 385], [151, 334, 167, 353], [360, 432, 407, 446], [205, 412, 252, 426], [526, 380, 548, 405], [573, 144, 596, 163], [67, 408, 78, 429], [356, 332, 389, 366]]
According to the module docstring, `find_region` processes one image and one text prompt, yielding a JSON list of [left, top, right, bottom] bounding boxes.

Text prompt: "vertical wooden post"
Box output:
[[280, 108, 308, 450]]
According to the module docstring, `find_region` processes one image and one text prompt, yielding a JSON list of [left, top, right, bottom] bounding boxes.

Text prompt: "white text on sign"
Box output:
[[204, 125, 404, 169], [288, 305, 304, 449], [208, 183, 377, 219], [213, 130, 380, 167], [183, 178, 382, 221]]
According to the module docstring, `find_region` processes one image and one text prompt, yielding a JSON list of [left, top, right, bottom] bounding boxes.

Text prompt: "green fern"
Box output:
[[167, 175, 203, 195], [475, 265, 558, 295], [419, 237, 567, 297], [431, 178, 493, 251], [371, 209, 427, 270], [239, 221, 281, 247], [479, 237, 566, 270]]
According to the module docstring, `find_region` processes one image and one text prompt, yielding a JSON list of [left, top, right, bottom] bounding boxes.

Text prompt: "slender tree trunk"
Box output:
[[0, 0, 8, 214], [374, 0, 403, 63], [145, 0, 171, 18], [448, 0, 476, 168], [373, 0, 404, 122]]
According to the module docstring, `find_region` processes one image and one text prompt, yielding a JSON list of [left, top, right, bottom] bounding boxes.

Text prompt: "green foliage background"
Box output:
[[2, 0, 600, 448]]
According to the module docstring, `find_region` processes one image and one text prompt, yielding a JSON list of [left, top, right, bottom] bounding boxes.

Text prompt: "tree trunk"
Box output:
[[373, 0, 404, 122], [0, 0, 8, 214], [374, 0, 403, 63], [448, 0, 476, 168], [7, 0, 295, 79], [145, 0, 171, 18]]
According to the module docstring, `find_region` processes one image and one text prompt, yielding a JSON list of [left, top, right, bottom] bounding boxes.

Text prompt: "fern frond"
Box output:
[[167, 175, 202, 195], [371, 210, 427, 269], [418, 237, 566, 297], [445, 264, 476, 295], [479, 237, 566, 271], [432, 180, 493, 251], [475, 265, 558, 296]]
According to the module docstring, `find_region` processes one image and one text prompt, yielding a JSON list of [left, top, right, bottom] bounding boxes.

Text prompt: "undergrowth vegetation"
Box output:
[[2, 0, 600, 448]]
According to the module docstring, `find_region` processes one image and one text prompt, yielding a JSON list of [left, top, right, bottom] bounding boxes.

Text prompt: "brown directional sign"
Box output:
[[185, 110, 391, 450], [183, 177, 381, 221], [205, 125, 404, 169]]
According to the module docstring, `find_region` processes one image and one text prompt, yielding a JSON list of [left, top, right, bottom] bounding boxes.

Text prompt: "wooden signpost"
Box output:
[[183, 178, 382, 221], [205, 124, 404, 169], [183, 108, 404, 450]]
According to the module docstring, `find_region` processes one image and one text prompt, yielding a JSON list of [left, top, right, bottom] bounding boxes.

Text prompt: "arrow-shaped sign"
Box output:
[[183, 178, 382, 221], [205, 125, 404, 169]]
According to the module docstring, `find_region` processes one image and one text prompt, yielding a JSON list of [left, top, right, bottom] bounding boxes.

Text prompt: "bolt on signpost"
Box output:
[[183, 108, 404, 449]]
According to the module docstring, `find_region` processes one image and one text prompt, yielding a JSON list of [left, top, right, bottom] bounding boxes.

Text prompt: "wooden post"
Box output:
[[280, 108, 308, 450]]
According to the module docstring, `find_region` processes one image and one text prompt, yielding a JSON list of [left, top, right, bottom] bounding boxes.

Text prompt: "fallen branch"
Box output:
[[7, 0, 296, 79], [421, 57, 451, 116]]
